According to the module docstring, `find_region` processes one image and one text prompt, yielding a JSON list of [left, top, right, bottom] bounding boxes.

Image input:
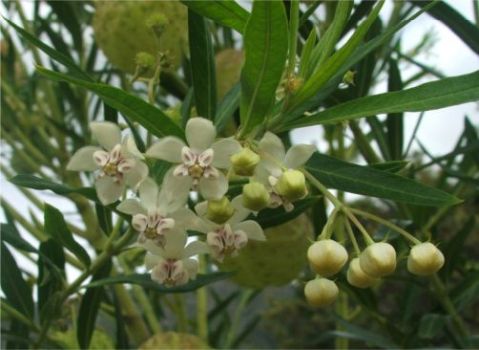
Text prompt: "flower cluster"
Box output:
[[67, 118, 317, 286]]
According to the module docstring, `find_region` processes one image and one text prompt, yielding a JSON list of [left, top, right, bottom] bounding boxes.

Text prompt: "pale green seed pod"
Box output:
[[407, 242, 445, 276], [304, 278, 339, 307], [230, 148, 260, 176], [274, 169, 307, 202], [307, 239, 348, 277], [242, 182, 270, 212], [359, 242, 397, 278], [206, 197, 235, 224], [347, 258, 378, 288]]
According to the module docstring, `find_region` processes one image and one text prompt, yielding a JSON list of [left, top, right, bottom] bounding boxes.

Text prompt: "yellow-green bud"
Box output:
[[242, 182, 270, 212], [304, 278, 338, 308], [274, 169, 307, 202], [146, 13, 169, 38], [359, 242, 397, 278], [135, 52, 156, 70], [407, 242, 445, 276], [347, 258, 378, 288], [230, 148, 260, 176], [206, 197, 235, 224], [307, 239, 348, 277]]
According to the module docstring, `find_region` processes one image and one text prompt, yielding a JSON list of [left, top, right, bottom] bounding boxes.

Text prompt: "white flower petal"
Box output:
[[157, 186, 189, 214], [125, 136, 144, 159], [95, 176, 123, 205], [229, 195, 251, 224], [183, 240, 209, 258], [132, 214, 148, 232], [124, 161, 149, 189], [146, 137, 185, 163], [163, 231, 187, 259], [253, 162, 273, 188], [199, 172, 227, 200], [90, 121, 122, 150], [163, 168, 193, 198], [139, 177, 159, 210], [232, 220, 266, 241], [284, 144, 316, 169], [67, 146, 101, 171], [211, 138, 242, 169], [117, 199, 146, 215], [144, 252, 162, 270], [198, 149, 214, 167], [194, 201, 208, 217], [170, 208, 200, 231], [183, 258, 199, 280], [259, 132, 286, 162], [186, 117, 216, 151]]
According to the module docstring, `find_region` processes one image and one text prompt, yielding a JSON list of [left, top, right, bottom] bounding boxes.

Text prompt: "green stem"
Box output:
[[1, 300, 40, 332], [173, 294, 189, 333], [287, 0, 299, 77], [343, 216, 361, 256], [224, 289, 254, 349], [196, 254, 208, 341]]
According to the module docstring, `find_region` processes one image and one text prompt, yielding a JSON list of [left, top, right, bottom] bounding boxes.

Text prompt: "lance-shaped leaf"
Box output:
[[36, 66, 185, 140], [44, 204, 91, 267], [305, 153, 460, 207], [283, 70, 479, 130], [239, 1, 288, 137]]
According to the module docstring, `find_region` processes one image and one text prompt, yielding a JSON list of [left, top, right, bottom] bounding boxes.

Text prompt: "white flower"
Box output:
[[254, 132, 316, 211], [117, 177, 197, 247], [146, 117, 241, 200], [193, 196, 266, 262], [66, 122, 148, 205], [144, 231, 209, 287]]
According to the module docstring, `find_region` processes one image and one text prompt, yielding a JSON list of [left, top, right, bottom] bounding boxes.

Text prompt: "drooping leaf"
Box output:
[[44, 204, 91, 267], [239, 1, 289, 137], [182, 0, 249, 34], [305, 153, 460, 207], [215, 83, 240, 132], [386, 58, 404, 160], [36, 66, 185, 140], [188, 10, 217, 119]]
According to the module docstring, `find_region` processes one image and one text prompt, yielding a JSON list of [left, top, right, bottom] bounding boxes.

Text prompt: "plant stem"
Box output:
[[196, 254, 208, 341]]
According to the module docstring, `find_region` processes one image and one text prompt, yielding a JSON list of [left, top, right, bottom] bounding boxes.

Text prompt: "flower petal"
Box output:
[[67, 146, 101, 171], [125, 136, 144, 159], [258, 132, 286, 162], [117, 199, 146, 215], [284, 144, 316, 169], [146, 136, 185, 163], [163, 168, 193, 198], [183, 258, 199, 280], [229, 195, 251, 224], [170, 208, 200, 231], [186, 117, 216, 151], [211, 138, 242, 169], [144, 252, 162, 270], [90, 121, 122, 150], [139, 177, 159, 210], [95, 176, 123, 205], [232, 220, 266, 241], [199, 172, 227, 200], [157, 186, 189, 214], [124, 161, 149, 189], [163, 231, 187, 259], [194, 201, 208, 217], [183, 240, 209, 258]]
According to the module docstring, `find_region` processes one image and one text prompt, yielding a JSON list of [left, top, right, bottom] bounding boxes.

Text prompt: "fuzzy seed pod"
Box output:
[[304, 278, 339, 307], [407, 242, 445, 276], [307, 239, 348, 277], [242, 182, 270, 212], [347, 258, 378, 288], [359, 242, 397, 278], [274, 169, 308, 202]]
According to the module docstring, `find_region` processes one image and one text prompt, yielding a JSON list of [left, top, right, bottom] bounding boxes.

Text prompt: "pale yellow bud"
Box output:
[[206, 197, 235, 224], [274, 169, 307, 202], [242, 182, 270, 212], [359, 242, 396, 278], [307, 239, 348, 277], [230, 148, 260, 176], [407, 242, 445, 276], [347, 258, 378, 288], [304, 278, 339, 307]]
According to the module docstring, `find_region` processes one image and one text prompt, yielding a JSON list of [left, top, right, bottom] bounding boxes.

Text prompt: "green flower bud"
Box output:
[[230, 148, 260, 176], [407, 242, 445, 276], [146, 13, 169, 38], [304, 278, 338, 307], [242, 182, 270, 212], [206, 197, 235, 224], [359, 242, 397, 278], [347, 258, 378, 288], [274, 169, 307, 202], [135, 52, 156, 70], [307, 239, 348, 277]]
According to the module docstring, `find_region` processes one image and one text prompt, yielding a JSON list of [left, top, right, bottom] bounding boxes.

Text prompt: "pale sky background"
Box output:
[[1, 0, 478, 283]]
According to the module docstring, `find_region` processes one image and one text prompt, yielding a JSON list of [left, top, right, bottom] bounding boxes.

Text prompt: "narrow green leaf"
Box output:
[[215, 83, 240, 132], [299, 28, 317, 78], [47, 0, 83, 53], [239, 1, 289, 137], [305, 153, 460, 207], [369, 160, 409, 173], [77, 259, 112, 350], [418, 313, 447, 339], [111, 288, 130, 349], [188, 10, 217, 119], [182, 0, 249, 34], [44, 204, 91, 267], [36, 66, 185, 140], [386, 58, 404, 160], [86, 272, 233, 293], [254, 197, 318, 229], [284, 71, 479, 129], [95, 204, 112, 236], [0, 223, 36, 253], [442, 218, 475, 277], [1, 242, 34, 318]]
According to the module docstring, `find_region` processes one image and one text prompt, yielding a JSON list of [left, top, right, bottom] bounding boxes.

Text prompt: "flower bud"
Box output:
[[206, 197, 235, 224], [146, 13, 169, 38], [347, 258, 378, 288], [359, 242, 396, 278], [230, 147, 260, 176], [242, 182, 270, 212], [304, 278, 338, 307], [407, 242, 445, 276], [307, 239, 348, 277], [274, 169, 307, 202], [134, 52, 156, 78]]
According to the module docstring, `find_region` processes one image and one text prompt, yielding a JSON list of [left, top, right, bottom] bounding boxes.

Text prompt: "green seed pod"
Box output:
[[139, 332, 210, 349], [307, 239, 348, 277], [359, 242, 397, 278], [407, 242, 445, 276], [242, 182, 270, 212], [347, 257, 378, 288], [304, 278, 339, 307]]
